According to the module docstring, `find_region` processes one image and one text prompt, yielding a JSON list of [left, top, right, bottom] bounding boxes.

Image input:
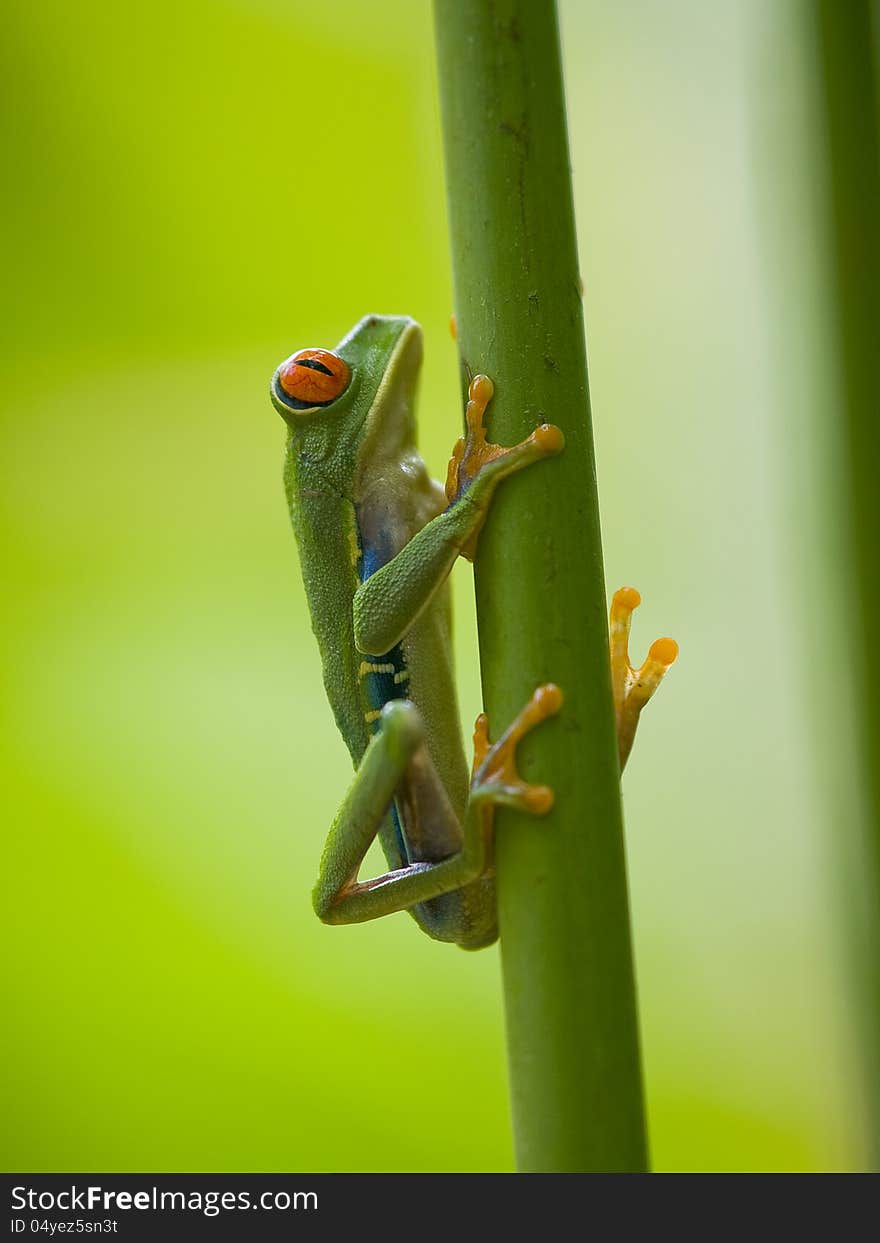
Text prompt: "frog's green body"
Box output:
[[271, 315, 675, 948], [271, 315, 563, 947]]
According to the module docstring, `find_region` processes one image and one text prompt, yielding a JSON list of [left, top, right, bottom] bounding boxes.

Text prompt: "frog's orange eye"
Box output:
[[278, 349, 350, 408]]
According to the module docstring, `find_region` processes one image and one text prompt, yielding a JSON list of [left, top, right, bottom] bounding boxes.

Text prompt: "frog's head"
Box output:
[[270, 315, 423, 477]]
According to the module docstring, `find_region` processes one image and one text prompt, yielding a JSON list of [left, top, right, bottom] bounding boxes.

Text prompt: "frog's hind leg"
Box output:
[[424, 683, 565, 950], [314, 686, 563, 942], [313, 699, 425, 923], [398, 743, 495, 945], [313, 700, 481, 927]]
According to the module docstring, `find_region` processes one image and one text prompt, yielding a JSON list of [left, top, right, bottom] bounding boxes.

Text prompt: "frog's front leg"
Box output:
[[353, 375, 563, 656], [313, 686, 562, 930]]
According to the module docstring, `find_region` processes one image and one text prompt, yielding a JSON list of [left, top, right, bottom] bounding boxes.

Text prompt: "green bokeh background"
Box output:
[[2, 1, 873, 1170]]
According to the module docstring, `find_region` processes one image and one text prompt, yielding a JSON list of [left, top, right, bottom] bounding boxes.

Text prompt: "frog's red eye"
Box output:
[[278, 349, 350, 408]]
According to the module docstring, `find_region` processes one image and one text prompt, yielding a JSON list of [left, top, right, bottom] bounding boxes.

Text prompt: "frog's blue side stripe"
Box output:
[[359, 528, 411, 866]]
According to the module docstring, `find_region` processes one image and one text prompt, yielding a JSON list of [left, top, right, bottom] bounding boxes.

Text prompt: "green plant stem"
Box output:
[[816, 0, 880, 1167], [434, 0, 648, 1171]]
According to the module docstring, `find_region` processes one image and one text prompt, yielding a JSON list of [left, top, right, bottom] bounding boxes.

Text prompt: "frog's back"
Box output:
[[285, 456, 371, 766]]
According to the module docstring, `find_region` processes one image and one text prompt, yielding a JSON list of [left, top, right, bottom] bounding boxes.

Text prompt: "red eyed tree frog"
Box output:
[[270, 315, 677, 950]]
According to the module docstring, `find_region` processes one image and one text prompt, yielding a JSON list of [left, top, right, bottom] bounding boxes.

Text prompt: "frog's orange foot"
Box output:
[[471, 683, 563, 815], [610, 587, 678, 771], [444, 374, 564, 515]]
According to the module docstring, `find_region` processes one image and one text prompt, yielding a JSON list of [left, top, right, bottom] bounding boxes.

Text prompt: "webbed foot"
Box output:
[[470, 683, 564, 814], [610, 586, 678, 770], [444, 375, 564, 558]]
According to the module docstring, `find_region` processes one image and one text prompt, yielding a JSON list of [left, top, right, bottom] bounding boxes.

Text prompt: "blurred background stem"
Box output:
[[434, 0, 648, 1171], [815, 0, 880, 1167]]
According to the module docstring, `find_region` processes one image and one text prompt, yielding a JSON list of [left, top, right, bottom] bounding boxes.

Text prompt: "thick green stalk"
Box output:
[[816, 0, 880, 1166], [434, 0, 648, 1170]]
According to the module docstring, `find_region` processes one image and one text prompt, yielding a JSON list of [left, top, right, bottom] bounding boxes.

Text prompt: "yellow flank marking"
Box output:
[[347, 521, 361, 568], [358, 661, 396, 679], [393, 669, 410, 685], [364, 709, 383, 724]]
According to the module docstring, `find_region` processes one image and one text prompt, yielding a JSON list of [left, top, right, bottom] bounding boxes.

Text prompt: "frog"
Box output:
[[270, 314, 676, 949]]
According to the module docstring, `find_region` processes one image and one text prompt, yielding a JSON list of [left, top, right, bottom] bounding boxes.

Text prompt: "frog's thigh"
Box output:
[[313, 700, 424, 920]]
